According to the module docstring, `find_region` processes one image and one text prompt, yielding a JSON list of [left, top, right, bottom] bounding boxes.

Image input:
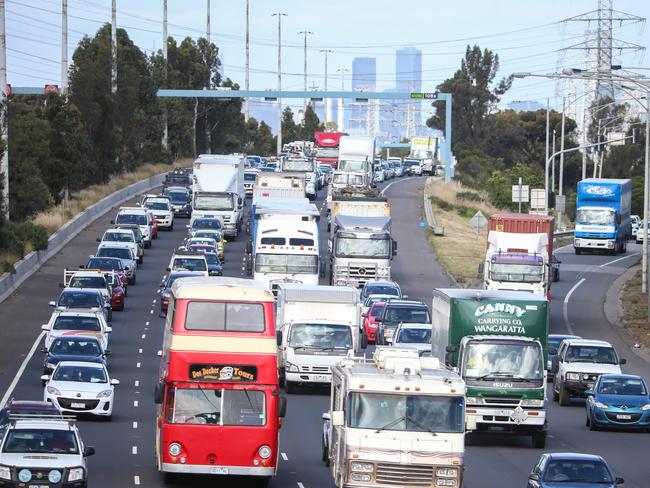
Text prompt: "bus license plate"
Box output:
[[210, 467, 228, 475], [71, 402, 85, 408], [616, 414, 631, 420]]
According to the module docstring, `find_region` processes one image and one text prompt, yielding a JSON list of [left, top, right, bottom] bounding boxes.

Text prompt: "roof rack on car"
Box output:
[[9, 413, 77, 426]]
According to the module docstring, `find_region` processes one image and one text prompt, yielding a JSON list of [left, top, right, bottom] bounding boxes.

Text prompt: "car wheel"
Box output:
[[285, 381, 296, 394], [531, 430, 546, 448], [589, 416, 599, 431], [145, 241, 151, 249], [559, 383, 570, 406], [586, 412, 591, 427]]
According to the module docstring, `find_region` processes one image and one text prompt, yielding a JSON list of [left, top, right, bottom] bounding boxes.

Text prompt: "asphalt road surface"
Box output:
[[0, 177, 647, 488]]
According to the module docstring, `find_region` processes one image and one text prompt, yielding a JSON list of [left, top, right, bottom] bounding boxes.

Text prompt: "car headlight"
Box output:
[[67, 467, 85, 482], [18, 469, 32, 483], [641, 404, 650, 411], [466, 397, 482, 405], [566, 372, 580, 381], [436, 467, 458, 477], [521, 399, 544, 407], [286, 362, 299, 373], [48, 469, 62, 483], [258, 445, 272, 459], [96, 390, 113, 398], [350, 462, 374, 472], [168, 443, 182, 456], [47, 385, 61, 396], [0, 466, 10, 480], [594, 401, 608, 409]]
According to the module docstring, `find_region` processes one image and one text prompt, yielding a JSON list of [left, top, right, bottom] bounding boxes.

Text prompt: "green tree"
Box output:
[[281, 107, 299, 145], [299, 104, 323, 141]]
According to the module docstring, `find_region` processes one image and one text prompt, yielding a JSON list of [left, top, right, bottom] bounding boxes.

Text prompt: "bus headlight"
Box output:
[[258, 445, 272, 459], [351, 473, 372, 482], [436, 479, 457, 486], [350, 462, 374, 472], [436, 467, 458, 477], [168, 443, 182, 456]]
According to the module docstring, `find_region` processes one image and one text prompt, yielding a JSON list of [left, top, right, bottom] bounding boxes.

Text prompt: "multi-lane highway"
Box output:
[[0, 177, 647, 488]]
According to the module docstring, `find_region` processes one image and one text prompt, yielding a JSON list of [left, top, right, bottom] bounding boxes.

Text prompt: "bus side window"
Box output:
[[164, 387, 175, 423]]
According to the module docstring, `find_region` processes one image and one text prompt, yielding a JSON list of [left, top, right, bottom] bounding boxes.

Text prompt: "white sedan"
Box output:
[[42, 361, 119, 420]]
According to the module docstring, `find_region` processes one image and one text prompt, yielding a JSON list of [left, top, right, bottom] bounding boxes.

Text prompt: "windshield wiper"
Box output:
[[375, 415, 406, 433], [405, 415, 438, 435], [320, 346, 351, 351], [475, 371, 517, 381]]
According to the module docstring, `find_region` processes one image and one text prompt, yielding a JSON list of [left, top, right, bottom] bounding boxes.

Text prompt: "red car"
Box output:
[[362, 302, 385, 344], [104, 271, 126, 311]]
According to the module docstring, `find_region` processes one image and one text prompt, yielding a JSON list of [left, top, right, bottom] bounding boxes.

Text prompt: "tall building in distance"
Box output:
[[394, 47, 422, 139], [349, 57, 377, 135]]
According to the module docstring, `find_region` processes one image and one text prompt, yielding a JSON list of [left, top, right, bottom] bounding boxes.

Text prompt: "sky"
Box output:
[[4, 0, 650, 116]]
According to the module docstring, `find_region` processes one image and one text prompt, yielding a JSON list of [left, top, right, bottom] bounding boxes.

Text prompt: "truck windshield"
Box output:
[[338, 160, 365, 172], [316, 148, 338, 158], [576, 208, 615, 225], [283, 159, 314, 172], [490, 256, 544, 283], [347, 392, 464, 433], [194, 194, 234, 211], [463, 342, 543, 381], [3, 429, 79, 454], [335, 236, 390, 259], [332, 173, 364, 186], [289, 323, 352, 350], [410, 149, 433, 159], [255, 254, 318, 274]]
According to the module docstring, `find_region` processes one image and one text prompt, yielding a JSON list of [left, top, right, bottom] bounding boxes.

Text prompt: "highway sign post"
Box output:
[[530, 189, 546, 212], [470, 211, 488, 253]]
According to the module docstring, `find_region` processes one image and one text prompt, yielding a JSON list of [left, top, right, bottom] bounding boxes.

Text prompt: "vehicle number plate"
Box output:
[[210, 467, 228, 475], [314, 374, 330, 382], [30, 485, 48, 488], [616, 414, 631, 420], [494, 410, 511, 417], [71, 402, 85, 408]]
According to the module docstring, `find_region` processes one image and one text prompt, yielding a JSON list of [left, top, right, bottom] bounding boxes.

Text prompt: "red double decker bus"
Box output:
[[155, 277, 285, 483]]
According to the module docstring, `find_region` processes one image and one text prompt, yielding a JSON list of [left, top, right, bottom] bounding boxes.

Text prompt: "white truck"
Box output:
[[323, 348, 471, 488], [330, 215, 396, 287], [275, 283, 363, 393], [253, 172, 306, 200], [249, 196, 322, 293], [328, 136, 376, 210], [328, 188, 390, 232], [191, 154, 246, 238], [279, 157, 318, 200], [409, 136, 437, 176]]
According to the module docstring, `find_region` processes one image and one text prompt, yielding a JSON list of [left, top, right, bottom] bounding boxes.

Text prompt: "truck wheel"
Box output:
[[559, 384, 570, 406], [574, 247, 582, 255], [321, 439, 329, 464], [531, 430, 546, 448], [285, 381, 296, 394]]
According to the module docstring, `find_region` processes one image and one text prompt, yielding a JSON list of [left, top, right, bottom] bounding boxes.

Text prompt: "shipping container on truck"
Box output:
[[483, 214, 554, 298]]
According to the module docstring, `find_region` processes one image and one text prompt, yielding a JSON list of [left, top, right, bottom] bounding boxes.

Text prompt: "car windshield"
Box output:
[[204, 253, 220, 265], [57, 293, 101, 309], [53, 315, 101, 331], [172, 258, 207, 272], [347, 392, 464, 433], [364, 284, 399, 298], [335, 236, 390, 259], [68, 276, 105, 289], [576, 208, 616, 225], [104, 232, 133, 243], [383, 306, 430, 323], [51, 339, 101, 356], [194, 232, 221, 242], [244, 173, 258, 181], [87, 258, 122, 270], [288, 323, 352, 350], [463, 342, 543, 381], [97, 247, 132, 260], [192, 219, 222, 230], [194, 195, 234, 211], [395, 328, 431, 344], [167, 175, 190, 185], [565, 346, 618, 364], [255, 254, 318, 274], [543, 460, 613, 483], [53, 365, 107, 383], [282, 159, 313, 171], [597, 377, 647, 396], [145, 201, 169, 210], [165, 274, 196, 288], [3, 429, 79, 454], [116, 213, 146, 225], [167, 388, 266, 426], [370, 304, 385, 318], [166, 191, 188, 203]]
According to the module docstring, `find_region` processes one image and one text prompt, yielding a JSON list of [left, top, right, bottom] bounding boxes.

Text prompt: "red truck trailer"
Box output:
[[314, 131, 345, 169]]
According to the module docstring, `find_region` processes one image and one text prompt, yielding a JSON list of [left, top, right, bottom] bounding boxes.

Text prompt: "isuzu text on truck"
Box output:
[[574, 178, 631, 255], [482, 214, 554, 299], [431, 288, 549, 448]]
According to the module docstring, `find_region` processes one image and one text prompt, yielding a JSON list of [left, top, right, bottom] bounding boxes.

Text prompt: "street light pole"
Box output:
[[320, 49, 333, 125], [644, 94, 650, 317], [272, 12, 287, 156]]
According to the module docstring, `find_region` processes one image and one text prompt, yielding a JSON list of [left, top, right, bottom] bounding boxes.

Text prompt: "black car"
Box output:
[[41, 336, 109, 379], [376, 299, 431, 345], [164, 186, 192, 218], [0, 400, 62, 439]]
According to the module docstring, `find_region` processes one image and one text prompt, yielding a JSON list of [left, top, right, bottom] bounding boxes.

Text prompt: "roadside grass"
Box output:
[[425, 180, 504, 286], [621, 270, 650, 349]]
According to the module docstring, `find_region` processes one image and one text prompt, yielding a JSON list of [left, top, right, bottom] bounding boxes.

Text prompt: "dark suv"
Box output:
[[376, 299, 431, 345]]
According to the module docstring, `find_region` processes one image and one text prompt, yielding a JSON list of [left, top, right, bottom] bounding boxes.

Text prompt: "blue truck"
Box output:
[[574, 178, 631, 255]]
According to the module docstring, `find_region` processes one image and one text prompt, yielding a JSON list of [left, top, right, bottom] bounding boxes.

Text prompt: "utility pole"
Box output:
[[206, 0, 211, 43], [337, 68, 348, 132], [551, 130, 556, 193], [272, 12, 287, 156], [61, 0, 68, 94], [111, 0, 117, 93], [559, 98, 566, 226], [162, 0, 168, 150], [244, 0, 250, 121], [0, 0, 8, 219], [545, 98, 550, 212], [320, 49, 333, 125], [204, 0, 211, 154], [299, 30, 313, 111]]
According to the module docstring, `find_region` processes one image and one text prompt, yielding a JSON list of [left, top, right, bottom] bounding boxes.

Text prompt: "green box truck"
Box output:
[[431, 288, 549, 448]]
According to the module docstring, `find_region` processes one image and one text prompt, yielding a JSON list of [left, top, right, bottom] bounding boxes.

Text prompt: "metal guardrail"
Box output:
[[553, 231, 574, 239]]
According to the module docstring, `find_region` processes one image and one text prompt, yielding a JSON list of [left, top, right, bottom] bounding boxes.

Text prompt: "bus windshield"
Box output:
[[167, 388, 266, 426]]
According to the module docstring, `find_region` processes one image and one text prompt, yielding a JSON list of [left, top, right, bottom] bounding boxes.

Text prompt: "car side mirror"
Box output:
[[106, 327, 112, 333], [96, 238, 101, 242], [40, 375, 50, 382], [41, 324, 50, 330], [58, 283, 64, 288], [276, 330, 283, 346], [166, 267, 171, 272], [528, 473, 540, 482], [79, 264, 86, 268], [331, 410, 344, 427], [445, 344, 459, 353], [465, 415, 477, 432], [619, 358, 627, 365], [83, 446, 95, 457], [159, 281, 166, 288], [477, 262, 485, 276], [585, 389, 593, 396], [392, 240, 398, 256], [110, 378, 120, 386], [124, 266, 130, 271], [361, 334, 368, 349], [361, 313, 368, 318], [615, 477, 624, 485], [279, 396, 287, 418], [154, 382, 164, 404], [104, 349, 112, 356], [110, 220, 115, 224], [40, 347, 48, 353]]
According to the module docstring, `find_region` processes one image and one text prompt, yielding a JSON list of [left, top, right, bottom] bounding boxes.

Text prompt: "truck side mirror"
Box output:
[[276, 330, 283, 346], [392, 240, 398, 256], [331, 410, 344, 427], [619, 358, 627, 365], [465, 415, 477, 432], [445, 344, 458, 353], [154, 382, 164, 404]]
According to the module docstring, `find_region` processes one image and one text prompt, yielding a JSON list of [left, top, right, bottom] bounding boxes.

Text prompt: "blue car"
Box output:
[[527, 452, 624, 488], [203, 251, 223, 276], [585, 374, 650, 431], [41, 336, 109, 377], [547, 334, 581, 378]]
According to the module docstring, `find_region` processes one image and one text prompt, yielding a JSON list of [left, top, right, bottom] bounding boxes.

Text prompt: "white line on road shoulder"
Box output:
[[281, 452, 288, 461], [134, 380, 139, 387], [145, 321, 150, 326], [297, 483, 305, 488], [138, 348, 143, 354], [152, 299, 157, 304], [132, 446, 138, 455], [380, 176, 414, 195], [0, 331, 46, 408], [132, 421, 138, 429], [599, 252, 640, 268], [141, 334, 146, 339], [134, 400, 139, 407], [149, 309, 154, 315], [134, 475, 140, 485], [136, 362, 141, 368], [563, 278, 585, 335]]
